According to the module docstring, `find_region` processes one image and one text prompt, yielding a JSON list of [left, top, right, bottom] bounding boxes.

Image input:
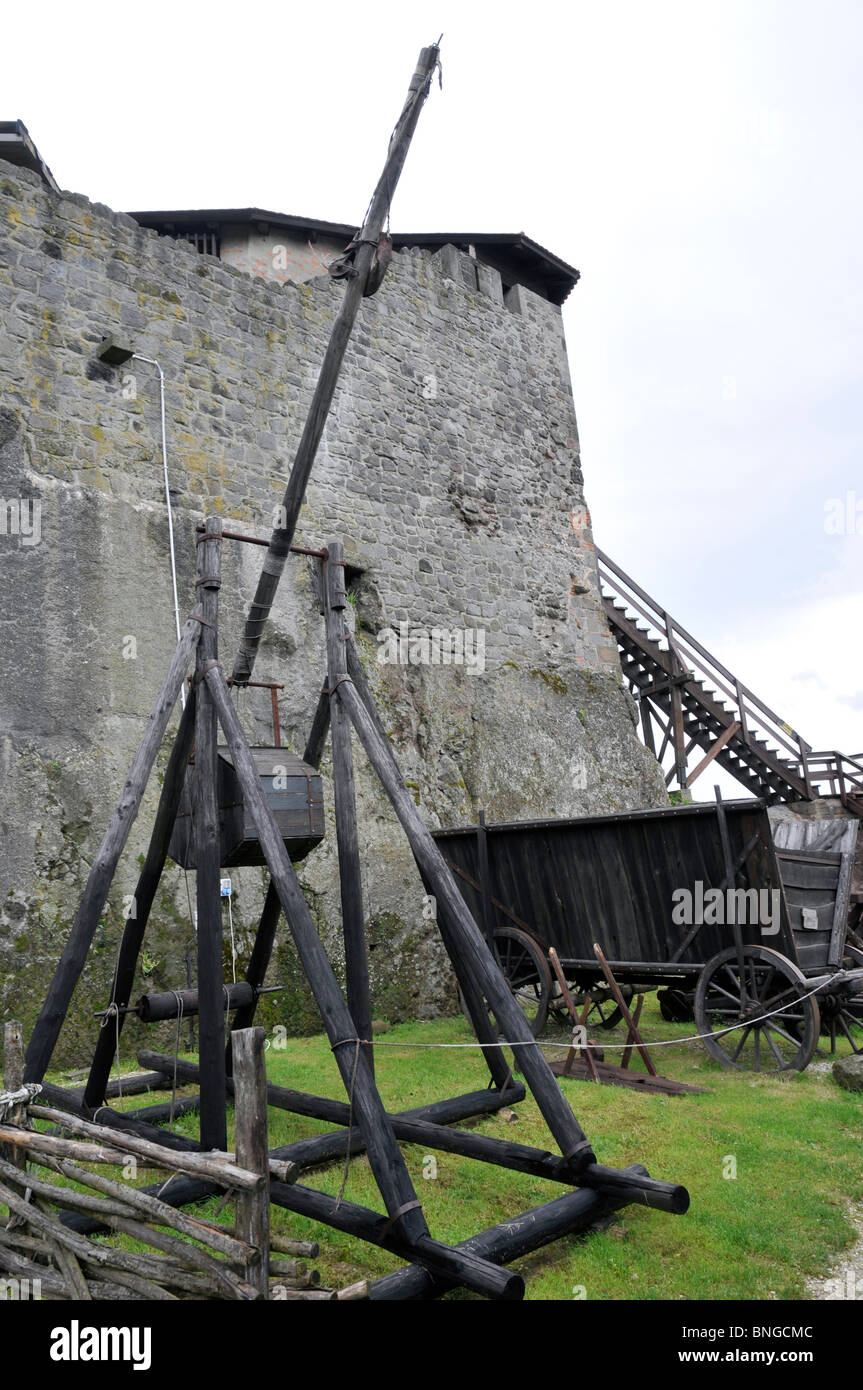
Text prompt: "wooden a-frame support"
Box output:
[[26, 525, 688, 1298]]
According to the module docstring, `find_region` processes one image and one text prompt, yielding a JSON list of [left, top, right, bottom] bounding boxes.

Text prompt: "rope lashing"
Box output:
[[380, 1198, 424, 1240], [0, 1083, 41, 1120], [98, 1000, 124, 1106]]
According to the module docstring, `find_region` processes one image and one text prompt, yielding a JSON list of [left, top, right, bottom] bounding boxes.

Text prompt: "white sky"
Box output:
[[5, 0, 862, 775]]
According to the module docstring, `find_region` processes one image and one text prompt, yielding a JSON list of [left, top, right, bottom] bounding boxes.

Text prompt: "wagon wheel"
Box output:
[[817, 993, 863, 1054], [459, 926, 552, 1037], [694, 945, 820, 1072], [545, 976, 623, 1030], [581, 994, 624, 1031], [547, 976, 626, 1030]]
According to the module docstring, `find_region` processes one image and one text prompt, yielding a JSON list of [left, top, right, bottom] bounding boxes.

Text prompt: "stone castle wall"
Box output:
[[0, 157, 667, 1064]]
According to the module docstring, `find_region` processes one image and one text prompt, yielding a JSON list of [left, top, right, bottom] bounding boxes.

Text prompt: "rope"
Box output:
[[0, 1083, 41, 1120], [227, 894, 237, 984], [156, 1170, 185, 1201], [325, 975, 835, 1054], [335, 1039, 362, 1210], [98, 1001, 124, 1105], [169, 992, 184, 1130]]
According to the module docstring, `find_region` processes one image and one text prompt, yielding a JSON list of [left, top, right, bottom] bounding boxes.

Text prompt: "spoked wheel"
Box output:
[[460, 926, 552, 1036], [694, 945, 820, 1072], [547, 980, 625, 1030], [818, 992, 863, 1054], [581, 993, 624, 1031], [547, 996, 623, 1030]]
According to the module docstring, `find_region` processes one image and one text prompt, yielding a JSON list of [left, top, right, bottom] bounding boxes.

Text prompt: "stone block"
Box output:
[[476, 261, 503, 305], [833, 1055, 863, 1092]]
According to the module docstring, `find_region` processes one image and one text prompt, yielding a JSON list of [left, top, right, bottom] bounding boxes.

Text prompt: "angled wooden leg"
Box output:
[[225, 881, 281, 1073], [335, 670, 597, 1173], [206, 661, 431, 1248], [620, 995, 645, 1070], [225, 673, 332, 1068], [25, 609, 204, 1084], [345, 635, 512, 1092], [84, 691, 197, 1111], [549, 947, 599, 1082], [303, 680, 331, 770]]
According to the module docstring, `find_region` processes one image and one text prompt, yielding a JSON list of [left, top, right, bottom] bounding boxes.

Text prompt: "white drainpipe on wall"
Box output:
[[132, 353, 185, 708]]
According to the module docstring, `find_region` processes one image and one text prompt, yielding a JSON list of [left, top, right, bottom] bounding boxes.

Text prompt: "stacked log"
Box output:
[[0, 1021, 359, 1301]]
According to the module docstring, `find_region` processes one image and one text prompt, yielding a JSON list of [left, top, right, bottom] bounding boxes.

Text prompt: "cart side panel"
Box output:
[[433, 802, 789, 970]]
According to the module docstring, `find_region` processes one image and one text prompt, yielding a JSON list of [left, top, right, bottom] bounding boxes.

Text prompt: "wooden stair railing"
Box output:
[[595, 547, 863, 815]]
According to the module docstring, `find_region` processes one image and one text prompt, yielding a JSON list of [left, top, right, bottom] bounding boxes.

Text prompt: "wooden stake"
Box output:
[[232, 1027, 270, 1297], [2, 1021, 27, 1176]]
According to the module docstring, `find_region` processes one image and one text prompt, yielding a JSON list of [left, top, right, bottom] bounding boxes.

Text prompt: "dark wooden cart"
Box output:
[[432, 799, 863, 1071]]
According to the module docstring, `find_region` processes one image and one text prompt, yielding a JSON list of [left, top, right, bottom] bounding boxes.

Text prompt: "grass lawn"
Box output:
[[31, 997, 860, 1301]]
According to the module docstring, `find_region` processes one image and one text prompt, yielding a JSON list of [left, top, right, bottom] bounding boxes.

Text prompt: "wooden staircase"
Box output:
[[596, 547, 863, 815]]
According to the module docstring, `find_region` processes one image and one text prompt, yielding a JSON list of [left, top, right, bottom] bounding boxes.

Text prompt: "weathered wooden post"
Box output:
[[324, 543, 373, 1074], [232, 1027, 270, 1298], [476, 809, 495, 949], [196, 516, 227, 1150], [2, 1021, 28, 1176]]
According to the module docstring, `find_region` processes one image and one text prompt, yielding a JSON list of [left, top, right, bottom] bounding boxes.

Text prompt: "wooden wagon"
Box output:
[[432, 799, 863, 1071]]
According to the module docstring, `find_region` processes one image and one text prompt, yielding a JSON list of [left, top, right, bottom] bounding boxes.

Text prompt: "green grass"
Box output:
[[18, 1002, 863, 1300]]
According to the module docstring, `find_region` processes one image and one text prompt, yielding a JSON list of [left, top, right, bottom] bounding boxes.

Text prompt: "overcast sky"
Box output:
[[6, 0, 862, 776]]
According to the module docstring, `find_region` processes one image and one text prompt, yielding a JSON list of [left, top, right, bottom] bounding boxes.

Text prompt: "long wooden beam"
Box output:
[[334, 673, 598, 1173], [231, 42, 440, 686], [367, 1180, 635, 1300], [344, 636, 515, 1092], [685, 721, 741, 787], [83, 690, 197, 1111], [138, 1051, 524, 1131], [224, 675, 332, 1058], [324, 544, 373, 1073], [25, 607, 205, 1083], [195, 518, 227, 1150], [204, 660, 431, 1248]]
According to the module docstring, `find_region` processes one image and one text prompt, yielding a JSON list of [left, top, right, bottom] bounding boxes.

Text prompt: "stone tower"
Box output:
[[0, 154, 666, 1059]]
